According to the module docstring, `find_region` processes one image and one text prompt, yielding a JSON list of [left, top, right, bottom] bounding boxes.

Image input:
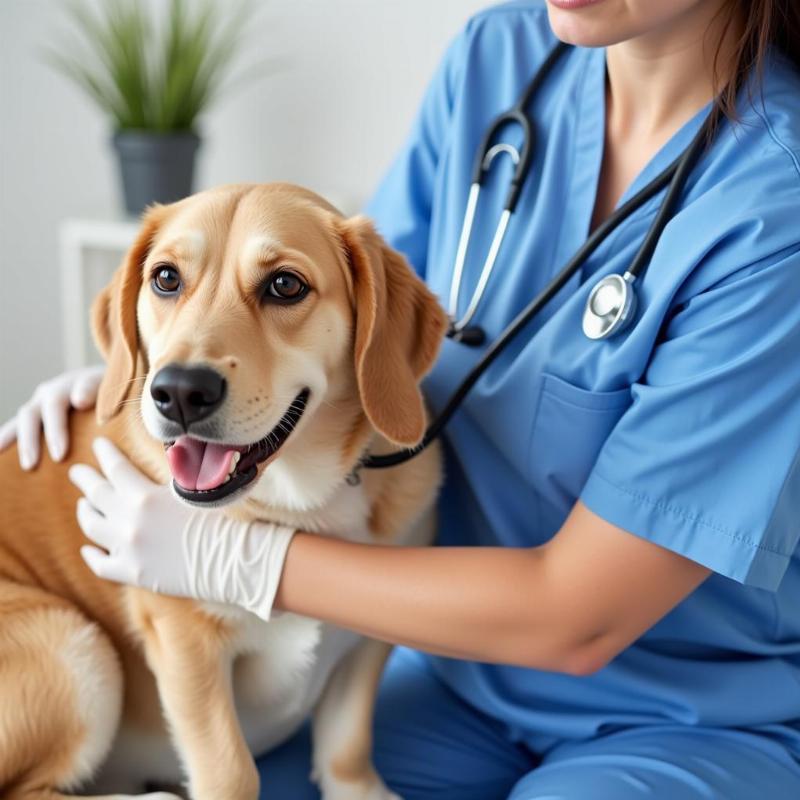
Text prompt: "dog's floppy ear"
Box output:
[[337, 215, 448, 447], [91, 204, 169, 424]]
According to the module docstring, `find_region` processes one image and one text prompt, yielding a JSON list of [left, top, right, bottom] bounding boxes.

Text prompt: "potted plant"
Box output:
[[47, 0, 259, 215]]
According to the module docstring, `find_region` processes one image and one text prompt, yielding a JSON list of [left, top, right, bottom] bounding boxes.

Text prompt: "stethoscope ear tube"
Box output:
[[449, 43, 571, 339], [472, 109, 534, 213], [469, 40, 570, 199]]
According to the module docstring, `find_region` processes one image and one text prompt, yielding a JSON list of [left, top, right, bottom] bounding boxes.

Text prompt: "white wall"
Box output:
[[0, 0, 487, 419]]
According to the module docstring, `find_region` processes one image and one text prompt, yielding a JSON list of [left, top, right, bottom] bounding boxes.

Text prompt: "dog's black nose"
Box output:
[[150, 365, 227, 430]]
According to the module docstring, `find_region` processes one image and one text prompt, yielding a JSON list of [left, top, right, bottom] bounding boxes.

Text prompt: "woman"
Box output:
[[3, 0, 799, 797]]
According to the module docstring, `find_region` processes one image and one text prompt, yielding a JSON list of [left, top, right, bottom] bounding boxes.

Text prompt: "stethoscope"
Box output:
[[361, 42, 719, 472]]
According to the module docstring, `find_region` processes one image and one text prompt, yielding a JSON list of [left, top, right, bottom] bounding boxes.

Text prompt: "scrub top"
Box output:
[[366, 1, 800, 754]]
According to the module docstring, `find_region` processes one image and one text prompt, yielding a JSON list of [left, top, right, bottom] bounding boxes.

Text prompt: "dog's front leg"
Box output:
[[139, 600, 258, 800], [312, 638, 401, 800]]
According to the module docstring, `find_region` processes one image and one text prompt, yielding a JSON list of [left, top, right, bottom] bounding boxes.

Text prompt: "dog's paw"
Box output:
[[364, 785, 403, 800], [318, 775, 403, 800]]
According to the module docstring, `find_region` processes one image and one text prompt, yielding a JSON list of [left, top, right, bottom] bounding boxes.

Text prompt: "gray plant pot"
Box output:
[[112, 130, 201, 215]]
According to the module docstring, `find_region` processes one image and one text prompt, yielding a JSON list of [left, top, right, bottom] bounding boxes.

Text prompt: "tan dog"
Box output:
[[0, 183, 447, 800]]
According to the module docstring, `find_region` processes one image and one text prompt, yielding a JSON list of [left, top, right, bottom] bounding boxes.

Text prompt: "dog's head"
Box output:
[[92, 183, 447, 510]]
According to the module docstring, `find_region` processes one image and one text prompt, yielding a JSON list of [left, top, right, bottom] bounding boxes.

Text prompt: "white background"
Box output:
[[0, 0, 487, 419]]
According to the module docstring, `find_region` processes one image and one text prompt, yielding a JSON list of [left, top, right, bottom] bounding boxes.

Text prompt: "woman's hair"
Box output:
[[714, 0, 800, 121]]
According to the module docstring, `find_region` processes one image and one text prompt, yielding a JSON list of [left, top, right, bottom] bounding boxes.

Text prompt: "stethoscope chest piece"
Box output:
[[582, 272, 638, 340]]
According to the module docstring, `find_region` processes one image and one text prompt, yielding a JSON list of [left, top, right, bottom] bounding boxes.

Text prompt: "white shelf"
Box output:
[[59, 218, 139, 369]]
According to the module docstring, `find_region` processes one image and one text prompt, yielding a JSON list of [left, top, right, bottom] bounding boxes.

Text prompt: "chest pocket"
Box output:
[[529, 373, 631, 523]]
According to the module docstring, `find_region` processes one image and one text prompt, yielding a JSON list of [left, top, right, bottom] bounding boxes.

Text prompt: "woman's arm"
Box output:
[[276, 501, 710, 674], [71, 440, 710, 673]]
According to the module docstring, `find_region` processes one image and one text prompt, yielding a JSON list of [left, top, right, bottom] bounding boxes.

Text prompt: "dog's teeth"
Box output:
[[223, 474, 230, 483], [228, 451, 241, 475]]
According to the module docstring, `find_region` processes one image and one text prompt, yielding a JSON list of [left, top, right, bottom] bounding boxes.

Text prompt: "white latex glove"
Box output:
[[69, 438, 296, 621], [0, 365, 105, 469]]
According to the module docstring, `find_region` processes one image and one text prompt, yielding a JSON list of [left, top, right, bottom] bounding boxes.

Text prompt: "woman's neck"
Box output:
[[605, 1, 741, 139], [590, 1, 742, 230]]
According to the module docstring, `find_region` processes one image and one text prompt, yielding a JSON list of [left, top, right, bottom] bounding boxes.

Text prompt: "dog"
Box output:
[[0, 183, 447, 800]]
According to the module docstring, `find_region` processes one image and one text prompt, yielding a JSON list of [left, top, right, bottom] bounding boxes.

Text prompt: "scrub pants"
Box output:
[[256, 647, 800, 799]]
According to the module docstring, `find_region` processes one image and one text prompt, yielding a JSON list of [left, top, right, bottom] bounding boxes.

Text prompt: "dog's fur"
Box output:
[[0, 183, 447, 800]]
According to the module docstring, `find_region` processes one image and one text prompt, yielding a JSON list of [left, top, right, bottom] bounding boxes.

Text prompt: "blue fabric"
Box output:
[[256, 648, 800, 798], [364, 0, 800, 770]]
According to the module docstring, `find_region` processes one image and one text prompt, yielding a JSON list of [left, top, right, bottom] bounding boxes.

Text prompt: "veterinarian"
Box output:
[[3, 0, 800, 797]]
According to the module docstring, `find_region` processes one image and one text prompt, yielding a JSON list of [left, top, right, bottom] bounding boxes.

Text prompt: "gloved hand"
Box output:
[[0, 365, 105, 469], [69, 438, 296, 621]]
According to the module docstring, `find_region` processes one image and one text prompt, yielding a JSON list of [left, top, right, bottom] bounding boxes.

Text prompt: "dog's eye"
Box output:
[[152, 265, 182, 296], [264, 271, 308, 303]]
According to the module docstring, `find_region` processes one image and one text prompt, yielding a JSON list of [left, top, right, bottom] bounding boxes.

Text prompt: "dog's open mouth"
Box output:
[[166, 389, 310, 504]]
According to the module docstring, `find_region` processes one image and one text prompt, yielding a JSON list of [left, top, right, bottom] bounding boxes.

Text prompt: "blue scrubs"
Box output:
[[258, 2, 800, 796]]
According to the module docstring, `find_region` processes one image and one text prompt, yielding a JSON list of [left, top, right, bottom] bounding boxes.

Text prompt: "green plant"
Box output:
[[46, 0, 262, 132]]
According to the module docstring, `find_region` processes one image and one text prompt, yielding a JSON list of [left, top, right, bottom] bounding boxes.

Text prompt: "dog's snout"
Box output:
[[150, 365, 227, 430]]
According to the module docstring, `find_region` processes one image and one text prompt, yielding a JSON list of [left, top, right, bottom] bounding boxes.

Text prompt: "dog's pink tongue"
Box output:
[[166, 437, 237, 491]]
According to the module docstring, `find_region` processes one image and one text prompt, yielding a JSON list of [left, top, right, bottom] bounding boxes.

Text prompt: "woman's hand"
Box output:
[[69, 437, 296, 620], [0, 365, 105, 469]]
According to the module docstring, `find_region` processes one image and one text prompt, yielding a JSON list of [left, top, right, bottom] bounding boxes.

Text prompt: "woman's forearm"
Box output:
[[274, 533, 580, 672], [273, 502, 711, 674]]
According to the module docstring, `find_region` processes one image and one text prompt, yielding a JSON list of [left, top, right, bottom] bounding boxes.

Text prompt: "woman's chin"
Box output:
[[545, 0, 639, 49]]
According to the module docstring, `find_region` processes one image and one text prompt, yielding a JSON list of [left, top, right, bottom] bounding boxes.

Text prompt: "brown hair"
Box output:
[[713, 0, 800, 123]]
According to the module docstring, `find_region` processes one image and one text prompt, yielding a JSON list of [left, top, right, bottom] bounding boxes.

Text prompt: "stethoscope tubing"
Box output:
[[362, 48, 719, 471]]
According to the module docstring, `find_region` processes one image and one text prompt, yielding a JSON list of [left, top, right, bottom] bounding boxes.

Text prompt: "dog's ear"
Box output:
[[91, 204, 169, 424], [337, 215, 448, 447]]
